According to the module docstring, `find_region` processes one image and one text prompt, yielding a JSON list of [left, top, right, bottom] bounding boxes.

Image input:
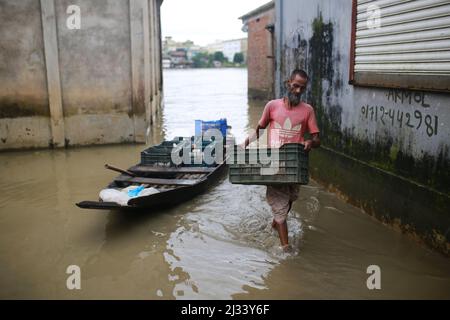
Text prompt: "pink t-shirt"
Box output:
[[258, 98, 320, 147]]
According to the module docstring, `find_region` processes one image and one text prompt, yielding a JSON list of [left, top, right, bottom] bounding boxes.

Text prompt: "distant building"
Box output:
[[162, 37, 205, 68], [222, 38, 247, 62], [240, 1, 275, 100], [206, 38, 247, 63], [169, 49, 191, 68], [205, 41, 224, 55], [162, 36, 178, 55]]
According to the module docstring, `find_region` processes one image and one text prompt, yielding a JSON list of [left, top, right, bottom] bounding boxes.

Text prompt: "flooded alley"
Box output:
[[0, 68, 449, 299]]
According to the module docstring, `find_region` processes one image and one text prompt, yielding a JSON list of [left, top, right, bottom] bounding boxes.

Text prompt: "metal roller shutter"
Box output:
[[351, 0, 450, 91]]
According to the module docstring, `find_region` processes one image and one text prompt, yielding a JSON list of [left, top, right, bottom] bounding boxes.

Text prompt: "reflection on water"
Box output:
[[0, 68, 449, 299], [164, 180, 303, 299]]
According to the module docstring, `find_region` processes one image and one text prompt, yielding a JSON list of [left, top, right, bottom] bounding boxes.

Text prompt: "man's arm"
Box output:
[[243, 124, 266, 148], [304, 133, 320, 152]]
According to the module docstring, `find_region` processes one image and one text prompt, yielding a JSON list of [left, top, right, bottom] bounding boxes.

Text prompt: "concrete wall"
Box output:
[[0, 0, 163, 150], [276, 0, 450, 255], [244, 7, 275, 100], [0, 0, 52, 148]]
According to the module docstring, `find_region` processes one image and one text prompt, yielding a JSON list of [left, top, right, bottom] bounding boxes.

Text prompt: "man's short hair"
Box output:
[[290, 69, 308, 81]]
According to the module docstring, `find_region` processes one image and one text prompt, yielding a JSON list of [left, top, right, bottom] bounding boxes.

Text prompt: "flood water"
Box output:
[[1, 68, 449, 299]]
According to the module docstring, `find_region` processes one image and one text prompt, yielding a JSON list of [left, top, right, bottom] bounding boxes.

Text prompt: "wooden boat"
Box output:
[[76, 139, 228, 211]]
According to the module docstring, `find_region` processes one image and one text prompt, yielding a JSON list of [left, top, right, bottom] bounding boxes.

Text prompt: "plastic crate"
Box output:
[[228, 143, 309, 185], [140, 139, 219, 167], [159, 137, 184, 147], [191, 136, 222, 151], [158, 137, 217, 150], [140, 145, 174, 165], [195, 119, 227, 138]]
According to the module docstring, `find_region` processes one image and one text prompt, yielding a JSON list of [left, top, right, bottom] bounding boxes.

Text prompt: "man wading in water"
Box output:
[[243, 69, 320, 252]]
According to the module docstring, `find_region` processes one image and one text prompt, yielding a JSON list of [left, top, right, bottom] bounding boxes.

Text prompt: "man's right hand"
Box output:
[[241, 124, 265, 150], [239, 138, 248, 149]]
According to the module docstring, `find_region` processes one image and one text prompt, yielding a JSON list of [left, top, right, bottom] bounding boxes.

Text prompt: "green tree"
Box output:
[[213, 51, 225, 62], [233, 52, 244, 64], [192, 52, 210, 68]]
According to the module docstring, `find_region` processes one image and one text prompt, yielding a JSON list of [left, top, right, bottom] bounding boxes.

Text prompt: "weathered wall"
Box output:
[[246, 8, 275, 100], [276, 0, 450, 254], [54, 0, 134, 146], [0, 0, 52, 148], [0, 0, 163, 150]]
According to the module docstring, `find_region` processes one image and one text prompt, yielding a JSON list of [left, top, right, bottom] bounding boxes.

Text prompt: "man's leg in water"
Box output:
[[267, 185, 299, 252], [272, 200, 292, 229], [267, 185, 295, 251], [275, 220, 289, 247]]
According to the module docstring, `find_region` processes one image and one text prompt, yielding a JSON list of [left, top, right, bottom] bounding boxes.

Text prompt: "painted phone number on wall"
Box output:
[[361, 105, 439, 137]]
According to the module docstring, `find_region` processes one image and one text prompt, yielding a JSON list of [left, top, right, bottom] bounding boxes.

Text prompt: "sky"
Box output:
[[160, 0, 272, 46]]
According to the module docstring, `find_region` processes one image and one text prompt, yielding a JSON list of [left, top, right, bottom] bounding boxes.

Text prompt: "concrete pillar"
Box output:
[[129, 0, 146, 143], [143, 0, 152, 134], [155, 0, 162, 109], [149, 0, 157, 124], [40, 0, 65, 147], [147, 0, 154, 126]]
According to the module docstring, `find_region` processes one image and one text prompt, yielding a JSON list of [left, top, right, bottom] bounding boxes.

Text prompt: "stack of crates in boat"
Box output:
[[140, 144, 174, 166], [140, 137, 220, 167]]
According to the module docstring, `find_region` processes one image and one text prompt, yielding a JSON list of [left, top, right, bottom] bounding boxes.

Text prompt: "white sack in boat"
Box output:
[[99, 189, 130, 206]]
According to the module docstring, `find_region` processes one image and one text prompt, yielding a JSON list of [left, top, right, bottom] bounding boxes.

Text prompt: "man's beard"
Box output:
[[288, 91, 302, 107]]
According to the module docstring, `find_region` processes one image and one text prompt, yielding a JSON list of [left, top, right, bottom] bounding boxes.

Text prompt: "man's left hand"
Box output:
[[304, 140, 313, 152]]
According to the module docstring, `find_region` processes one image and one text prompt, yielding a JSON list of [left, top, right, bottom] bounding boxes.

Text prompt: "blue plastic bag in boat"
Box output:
[[127, 185, 145, 197]]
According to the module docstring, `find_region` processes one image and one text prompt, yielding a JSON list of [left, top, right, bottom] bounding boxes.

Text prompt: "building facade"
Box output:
[[162, 36, 204, 68], [205, 38, 247, 63], [240, 1, 275, 100], [221, 38, 247, 62], [0, 0, 164, 150], [275, 0, 450, 255]]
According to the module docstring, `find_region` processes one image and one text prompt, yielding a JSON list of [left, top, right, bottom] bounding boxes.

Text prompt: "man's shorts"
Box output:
[[266, 184, 300, 224]]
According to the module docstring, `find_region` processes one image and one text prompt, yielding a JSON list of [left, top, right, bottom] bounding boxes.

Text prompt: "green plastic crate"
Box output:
[[228, 143, 309, 185], [140, 138, 219, 167], [140, 146, 173, 165]]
